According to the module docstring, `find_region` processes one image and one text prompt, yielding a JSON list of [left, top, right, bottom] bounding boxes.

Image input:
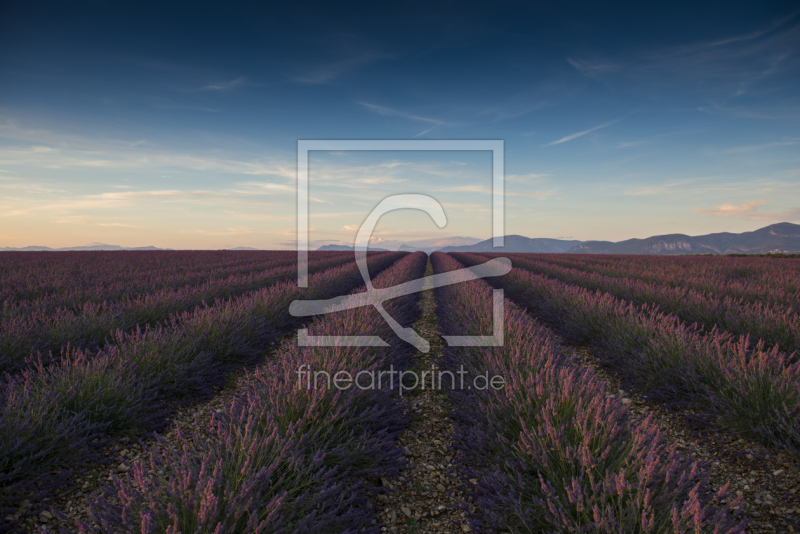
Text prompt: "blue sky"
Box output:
[[0, 0, 798, 249]]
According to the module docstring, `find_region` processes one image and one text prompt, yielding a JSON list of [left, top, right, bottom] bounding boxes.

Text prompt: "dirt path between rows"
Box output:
[[372, 259, 478, 534]]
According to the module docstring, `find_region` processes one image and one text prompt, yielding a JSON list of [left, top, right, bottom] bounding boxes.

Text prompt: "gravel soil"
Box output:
[[372, 260, 479, 534]]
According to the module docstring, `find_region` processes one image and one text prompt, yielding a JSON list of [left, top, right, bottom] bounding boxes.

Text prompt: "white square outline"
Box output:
[[297, 139, 504, 285], [296, 139, 504, 347]]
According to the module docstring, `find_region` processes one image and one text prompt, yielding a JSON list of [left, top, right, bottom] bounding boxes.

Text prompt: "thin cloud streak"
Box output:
[[359, 102, 444, 125], [624, 177, 799, 198], [567, 57, 622, 77], [567, 10, 800, 102], [721, 140, 799, 153], [542, 119, 621, 147], [292, 52, 390, 84], [505, 173, 549, 183], [413, 123, 441, 137], [201, 77, 246, 91]]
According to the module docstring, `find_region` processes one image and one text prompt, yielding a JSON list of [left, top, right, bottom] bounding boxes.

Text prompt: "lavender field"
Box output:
[[1, 251, 799, 533]]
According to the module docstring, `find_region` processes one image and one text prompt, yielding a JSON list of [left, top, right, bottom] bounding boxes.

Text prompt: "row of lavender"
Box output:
[[491, 253, 800, 357], [0, 250, 305, 308], [526, 253, 800, 312], [0, 252, 405, 530], [431, 252, 744, 533], [76, 251, 428, 533], [0, 252, 355, 376], [556, 252, 800, 287], [452, 252, 800, 456]]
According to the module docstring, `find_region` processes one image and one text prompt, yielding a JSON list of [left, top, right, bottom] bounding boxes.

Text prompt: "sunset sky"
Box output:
[[1, 1, 798, 249]]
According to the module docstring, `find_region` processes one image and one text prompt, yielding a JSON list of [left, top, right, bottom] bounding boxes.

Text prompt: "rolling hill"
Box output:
[[440, 223, 800, 255]]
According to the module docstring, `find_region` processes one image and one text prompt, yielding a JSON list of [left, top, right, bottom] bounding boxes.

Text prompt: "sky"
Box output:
[[0, 0, 798, 249]]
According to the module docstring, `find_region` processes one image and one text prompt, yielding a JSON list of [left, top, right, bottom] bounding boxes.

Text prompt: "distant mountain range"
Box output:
[[0, 243, 170, 252], [0, 243, 272, 252], [317, 244, 390, 251], [319, 223, 800, 255], [4, 223, 798, 254], [441, 223, 800, 255], [317, 236, 479, 253], [439, 236, 582, 253], [396, 236, 482, 254]]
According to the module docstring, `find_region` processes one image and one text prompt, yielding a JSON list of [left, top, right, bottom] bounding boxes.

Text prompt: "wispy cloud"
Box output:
[[441, 202, 491, 213], [0, 186, 270, 218], [234, 181, 327, 203], [433, 184, 492, 194], [567, 10, 800, 101], [567, 57, 622, 78], [505, 173, 548, 183], [302, 159, 470, 187], [616, 140, 647, 149], [750, 207, 800, 222], [694, 199, 800, 222], [0, 144, 295, 178], [151, 99, 221, 113], [433, 183, 556, 200], [53, 219, 145, 228], [542, 119, 620, 147], [87, 190, 218, 201], [197, 226, 253, 236], [509, 189, 557, 200], [709, 8, 800, 46], [292, 52, 389, 84], [413, 123, 441, 138], [721, 139, 799, 153], [695, 199, 768, 217], [359, 102, 444, 125], [359, 101, 447, 135], [698, 102, 800, 120], [122, 56, 194, 73], [354, 177, 407, 185], [235, 181, 295, 194], [201, 77, 246, 91], [0, 183, 66, 194]]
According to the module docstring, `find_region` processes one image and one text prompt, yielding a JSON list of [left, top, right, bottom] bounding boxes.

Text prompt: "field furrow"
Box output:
[[0, 251, 405, 529], [479, 253, 800, 357], [511, 254, 800, 311], [431, 252, 745, 533], [71, 252, 428, 533], [452, 252, 800, 458], [2, 250, 798, 534], [0, 252, 356, 375]]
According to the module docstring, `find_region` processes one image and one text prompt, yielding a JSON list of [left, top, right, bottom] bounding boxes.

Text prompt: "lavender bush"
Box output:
[[507, 253, 800, 312], [452, 252, 800, 455], [0, 252, 406, 526], [431, 252, 745, 533], [78, 252, 428, 533], [0, 250, 303, 309], [0, 252, 356, 375], [481, 253, 800, 358]]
